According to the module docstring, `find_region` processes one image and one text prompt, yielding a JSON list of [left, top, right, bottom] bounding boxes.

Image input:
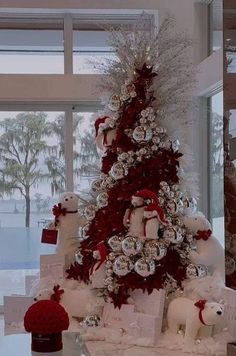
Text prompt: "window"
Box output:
[[0, 110, 66, 303], [208, 91, 224, 245], [73, 112, 100, 197], [73, 30, 116, 74], [0, 28, 64, 74], [209, 0, 223, 53]]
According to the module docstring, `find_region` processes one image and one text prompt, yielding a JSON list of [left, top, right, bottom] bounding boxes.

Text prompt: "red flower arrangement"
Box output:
[[24, 300, 69, 353]]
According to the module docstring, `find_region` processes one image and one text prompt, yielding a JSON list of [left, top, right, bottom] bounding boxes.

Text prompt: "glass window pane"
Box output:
[[209, 91, 224, 246], [225, 29, 236, 73], [0, 111, 67, 303], [73, 30, 116, 74], [0, 29, 64, 73], [73, 112, 100, 198], [209, 0, 223, 53]]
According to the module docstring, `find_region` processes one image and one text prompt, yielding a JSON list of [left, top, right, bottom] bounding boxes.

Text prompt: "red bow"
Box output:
[[52, 203, 67, 218], [51, 284, 64, 303], [195, 229, 212, 241], [194, 299, 208, 325], [94, 241, 108, 271]]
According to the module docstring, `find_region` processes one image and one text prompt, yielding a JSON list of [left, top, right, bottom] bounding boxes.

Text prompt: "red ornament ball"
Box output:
[[24, 300, 69, 334]]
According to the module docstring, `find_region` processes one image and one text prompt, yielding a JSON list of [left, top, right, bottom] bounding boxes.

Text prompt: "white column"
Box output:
[[64, 109, 74, 191]]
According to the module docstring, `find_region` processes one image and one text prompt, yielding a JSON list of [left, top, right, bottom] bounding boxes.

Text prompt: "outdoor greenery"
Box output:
[[0, 112, 100, 227]]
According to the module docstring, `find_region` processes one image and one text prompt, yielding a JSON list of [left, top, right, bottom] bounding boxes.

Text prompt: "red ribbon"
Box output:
[[52, 203, 67, 218], [51, 285, 64, 303], [94, 241, 108, 271], [52, 203, 78, 226], [195, 229, 212, 241], [194, 299, 211, 326]]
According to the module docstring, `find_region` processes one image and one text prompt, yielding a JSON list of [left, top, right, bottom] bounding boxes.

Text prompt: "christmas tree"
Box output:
[[66, 16, 207, 307]]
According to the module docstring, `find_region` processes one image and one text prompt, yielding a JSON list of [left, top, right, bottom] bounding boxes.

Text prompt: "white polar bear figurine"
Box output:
[[182, 213, 224, 277], [48, 192, 85, 267], [34, 285, 104, 319], [167, 297, 224, 345], [143, 203, 167, 240]]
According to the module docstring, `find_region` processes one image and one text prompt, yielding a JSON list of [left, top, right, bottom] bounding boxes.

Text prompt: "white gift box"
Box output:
[[103, 303, 135, 329], [102, 289, 165, 345], [131, 289, 165, 317], [222, 287, 236, 306]]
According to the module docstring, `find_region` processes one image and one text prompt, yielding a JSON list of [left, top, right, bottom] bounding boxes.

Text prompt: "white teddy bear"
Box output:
[[47, 192, 85, 267], [182, 213, 224, 277], [167, 297, 224, 345], [34, 284, 104, 320]]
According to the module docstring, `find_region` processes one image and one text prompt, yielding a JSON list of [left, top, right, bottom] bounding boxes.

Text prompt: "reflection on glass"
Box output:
[[209, 92, 224, 246], [0, 30, 64, 73], [209, 0, 223, 53], [225, 29, 236, 73], [73, 30, 116, 73], [73, 112, 100, 198]]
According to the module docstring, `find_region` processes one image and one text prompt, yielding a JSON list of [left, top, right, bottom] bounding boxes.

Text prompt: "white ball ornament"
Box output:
[[121, 236, 143, 256], [134, 258, 156, 277]]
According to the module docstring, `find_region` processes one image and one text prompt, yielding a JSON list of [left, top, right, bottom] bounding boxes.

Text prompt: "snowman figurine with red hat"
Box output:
[[94, 116, 117, 151], [123, 189, 159, 238], [143, 203, 168, 240]]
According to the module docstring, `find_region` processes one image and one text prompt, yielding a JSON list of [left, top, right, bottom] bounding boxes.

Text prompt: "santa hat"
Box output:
[[94, 116, 110, 137], [132, 189, 158, 204], [144, 203, 168, 225]]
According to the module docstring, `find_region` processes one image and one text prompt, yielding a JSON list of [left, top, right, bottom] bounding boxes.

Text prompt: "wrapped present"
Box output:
[[103, 303, 135, 329], [131, 289, 165, 317], [222, 287, 236, 307], [131, 313, 162, 343], [102, 290, 165, 345]]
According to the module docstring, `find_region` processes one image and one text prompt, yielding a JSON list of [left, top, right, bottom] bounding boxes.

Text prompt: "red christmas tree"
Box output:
[[67, 16, 200, 307]]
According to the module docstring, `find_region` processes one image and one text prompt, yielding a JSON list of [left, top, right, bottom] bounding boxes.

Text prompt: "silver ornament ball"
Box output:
[[122, 236, 143, 256], [186, 263, 208, 279], [134, 258, 156, 277], [113, 255, 133, 276], [84, 205, 97, 220], [75, 250, 83, 265], [132, 126, 153, 143], [108, 235, 122, 252], [96, 192, 109, 208], [144, 240, 167, 261], [83, 315, 101, 327]]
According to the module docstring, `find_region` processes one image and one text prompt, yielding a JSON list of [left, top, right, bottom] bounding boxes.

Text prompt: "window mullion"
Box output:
[[64, 109, 74, 191], [64, 14, 73, 74]]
